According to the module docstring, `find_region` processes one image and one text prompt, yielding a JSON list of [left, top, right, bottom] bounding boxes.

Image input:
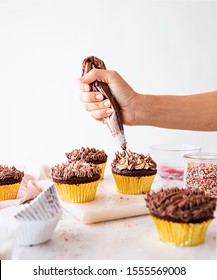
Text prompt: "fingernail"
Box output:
[[96, 94, 103, 100], [106, 108, 113, 115], [83, 84, 89, 91], [103, 100, 110, 107]]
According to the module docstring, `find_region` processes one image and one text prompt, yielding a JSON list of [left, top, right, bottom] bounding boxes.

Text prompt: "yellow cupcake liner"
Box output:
[[55, 180, 100, 203], [151, 215, 213, 246], [97, 162, 106, 179], [0, 182, 21, 201], [112, 173, 156, 194]]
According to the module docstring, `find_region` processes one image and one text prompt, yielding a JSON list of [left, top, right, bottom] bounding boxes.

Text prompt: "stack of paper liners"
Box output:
[[15, 184, 62, 246]]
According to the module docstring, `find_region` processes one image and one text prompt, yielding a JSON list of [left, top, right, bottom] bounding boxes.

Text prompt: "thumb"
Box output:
[[80, 68, 111, 84]]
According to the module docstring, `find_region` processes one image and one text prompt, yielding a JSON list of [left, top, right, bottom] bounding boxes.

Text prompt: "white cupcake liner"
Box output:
[[15, 184, 61, 221], [14, 184, 63, 246], [17, 211, 62, 246]]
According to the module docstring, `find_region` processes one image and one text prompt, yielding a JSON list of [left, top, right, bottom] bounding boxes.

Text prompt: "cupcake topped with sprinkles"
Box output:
[[51, 160, 101, 203], [111, 150, 157, 194], [112, 150, 157, 173], [51, 160, 101, 183]]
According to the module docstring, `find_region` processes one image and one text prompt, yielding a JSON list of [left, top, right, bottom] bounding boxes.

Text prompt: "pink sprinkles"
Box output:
[[185, 162, 217, 197]]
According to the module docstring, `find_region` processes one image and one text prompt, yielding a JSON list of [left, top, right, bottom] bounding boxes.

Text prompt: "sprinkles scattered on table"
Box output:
[[185, 162, 217, 197]]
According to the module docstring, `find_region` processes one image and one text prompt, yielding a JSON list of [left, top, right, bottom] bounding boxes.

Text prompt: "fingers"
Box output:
[[84, 99, 111, 111], [79, 69, 120, 102], [79, 68, 119, 84], [79, 83, 90, 92], [90, 108, 114, 121], [77, 69, 117, 122], [80, 90, 104, 103], [80, 90, 113, 120], [79, 83, 106, 103]]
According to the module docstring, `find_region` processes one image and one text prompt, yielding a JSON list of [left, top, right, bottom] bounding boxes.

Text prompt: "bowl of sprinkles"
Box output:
[[184, 153, 217, 197]]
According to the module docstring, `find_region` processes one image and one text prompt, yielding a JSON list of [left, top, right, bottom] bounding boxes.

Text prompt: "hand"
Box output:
[[79, 69, 138, 125]]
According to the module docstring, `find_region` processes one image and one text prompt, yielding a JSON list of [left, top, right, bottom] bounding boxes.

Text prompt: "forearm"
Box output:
[[135, 91, 217, 131]]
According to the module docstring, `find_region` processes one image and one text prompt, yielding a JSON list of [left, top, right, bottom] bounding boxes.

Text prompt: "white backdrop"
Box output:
[[0, 0, 217, 174]]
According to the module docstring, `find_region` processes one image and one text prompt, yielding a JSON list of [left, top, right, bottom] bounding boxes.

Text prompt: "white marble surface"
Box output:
[[13, 211, 216, 260], [12, 175, 217, 260]]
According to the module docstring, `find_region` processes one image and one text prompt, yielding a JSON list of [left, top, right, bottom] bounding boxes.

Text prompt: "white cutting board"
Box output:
[[37, 175, 150, 224]]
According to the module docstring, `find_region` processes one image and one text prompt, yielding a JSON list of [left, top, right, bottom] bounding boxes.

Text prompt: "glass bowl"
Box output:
[[149, 144, 201, 181], [184, 152, 217, 197]]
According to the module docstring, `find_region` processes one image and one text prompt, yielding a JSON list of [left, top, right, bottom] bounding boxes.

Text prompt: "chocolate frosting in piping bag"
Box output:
[[82, 56, 127, 150]]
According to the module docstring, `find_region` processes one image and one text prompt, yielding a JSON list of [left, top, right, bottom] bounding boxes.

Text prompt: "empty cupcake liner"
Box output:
[[17, 211, 62, 246], [14, 184, 63, 246], [15, 184, 62, 221]]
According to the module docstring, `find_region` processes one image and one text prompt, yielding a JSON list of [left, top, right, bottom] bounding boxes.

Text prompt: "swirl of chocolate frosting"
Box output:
[[51, 160, 101, 179], [66, 147, 107, 163], [0, 165, 24, 181], [145, 187, 216, 223], [111, 150, 157, 171]]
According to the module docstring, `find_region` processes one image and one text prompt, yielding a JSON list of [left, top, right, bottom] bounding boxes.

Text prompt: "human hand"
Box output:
[[79, 69, 138, 125]]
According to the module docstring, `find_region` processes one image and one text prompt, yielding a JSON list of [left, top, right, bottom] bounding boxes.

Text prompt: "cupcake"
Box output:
[[145, 187, 216, 246], [0, 165, 24, 200], [111, 150, 157, 194], [51, 160, 101, 203], [66, 147, 107, 179]]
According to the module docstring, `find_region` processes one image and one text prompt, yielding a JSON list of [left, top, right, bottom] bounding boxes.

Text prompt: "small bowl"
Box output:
[[149, 144, 201, 181]]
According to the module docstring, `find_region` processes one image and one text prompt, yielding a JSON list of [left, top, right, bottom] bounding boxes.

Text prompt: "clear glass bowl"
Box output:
[[149, 144, 201, 181]]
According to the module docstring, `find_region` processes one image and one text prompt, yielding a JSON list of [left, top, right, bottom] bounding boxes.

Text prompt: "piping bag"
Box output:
[[82, 56, 127, 150]]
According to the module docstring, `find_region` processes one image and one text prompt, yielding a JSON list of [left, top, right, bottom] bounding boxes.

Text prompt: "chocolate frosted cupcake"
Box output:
[[111, 150, 157, 194], [51, 160, 101, 203], [146, 187, 216, 246], [66, 147, 108, 179], [0, 165, 24, 200]]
